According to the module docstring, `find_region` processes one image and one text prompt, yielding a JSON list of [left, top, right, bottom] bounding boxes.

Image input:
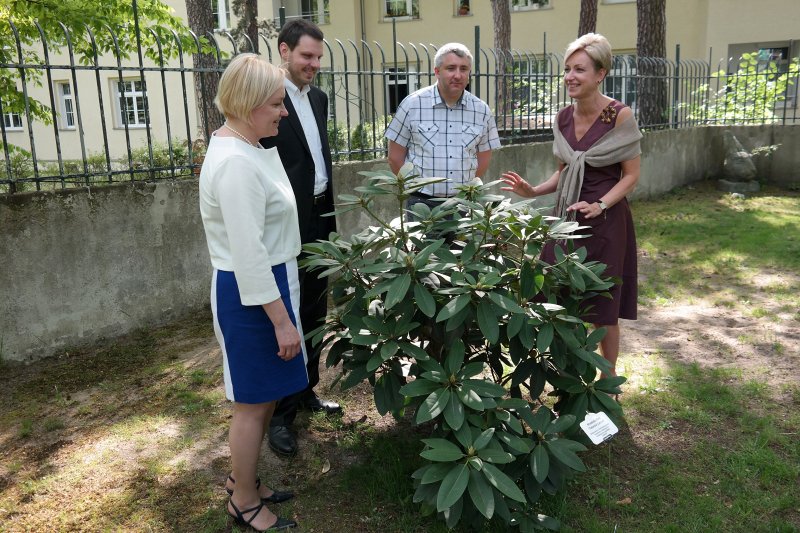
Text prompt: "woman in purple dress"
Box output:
[[501, 33, 642, 379]]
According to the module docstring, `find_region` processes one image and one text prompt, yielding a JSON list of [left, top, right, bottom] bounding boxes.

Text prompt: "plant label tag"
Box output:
[[580, 411, 619, 445]]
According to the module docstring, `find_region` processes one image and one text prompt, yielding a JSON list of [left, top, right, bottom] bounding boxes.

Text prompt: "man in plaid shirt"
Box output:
[[385, 42, 501, 206]]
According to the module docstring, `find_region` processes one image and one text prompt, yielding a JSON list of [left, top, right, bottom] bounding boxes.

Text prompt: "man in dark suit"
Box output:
[[260, 19, 341, 457]]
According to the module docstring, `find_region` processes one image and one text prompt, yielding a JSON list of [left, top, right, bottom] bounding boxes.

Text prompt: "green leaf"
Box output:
[[366, 351, 384, 373], [530, 444, 550, 483], [444, 339, 466, 376], [385, 273, 412, 310], [530, 406, 552, 433], [457, 361, 485, 380], [399, 377, 442, 397], [380, 340, 399, 360], [594, 375, 627, 393], [546, 414, 577, 435], [473, 428, 495, 450], [476, 299, 500, 344], [456, 385, 485, 411], [519, 261, 537, 300], [398, 341, 431, 361], [415, 387, 452, 424], [495, 430, 529, 452], [443, 391, 466, 430], [593, 389, 624, 417], [462, 379, 506, 398], [453, 422, 473, 450], [477, 448, 514, 464], [436, 464, 470, 512], [546, 439, 587, 472], [420, 438, 464, 462], [413, 283, 437, 318], [488, 292, 525, 314], [421, 463, 453, 484], [537, 323, 554, 353], [481, 463, 526, 503], [468, 469, 495, 519], [414, 238, 446, 267], [436, 293, 471, 323], [507, 312, 525, 338]]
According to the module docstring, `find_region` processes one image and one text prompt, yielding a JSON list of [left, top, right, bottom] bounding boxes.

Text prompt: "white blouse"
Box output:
[[199, 135, 301, 306]]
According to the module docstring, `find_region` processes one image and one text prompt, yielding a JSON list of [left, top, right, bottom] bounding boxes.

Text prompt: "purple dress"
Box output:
[[544, 100, 638, 325]]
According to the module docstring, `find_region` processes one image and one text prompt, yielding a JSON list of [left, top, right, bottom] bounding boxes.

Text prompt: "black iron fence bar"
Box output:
[[2, 17, 798, 194]]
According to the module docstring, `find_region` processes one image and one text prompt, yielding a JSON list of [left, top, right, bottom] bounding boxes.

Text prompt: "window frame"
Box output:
[[511, 0, 550, 12], [385, 64, 420, 114], [455, 0, 471, 17], [382, 0, 419, 21], [114, 78, 149, 129], [301, 0, 330, 24], [211, 0, 230, 30], [56, 81, 76, 130], [2, 111, 23, 131]]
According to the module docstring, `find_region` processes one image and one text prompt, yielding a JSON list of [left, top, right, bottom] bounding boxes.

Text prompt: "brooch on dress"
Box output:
[[599, 104, 617, 124]]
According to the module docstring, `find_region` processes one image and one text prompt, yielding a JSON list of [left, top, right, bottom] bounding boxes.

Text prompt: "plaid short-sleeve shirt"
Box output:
[[385, 84, 501, 197]]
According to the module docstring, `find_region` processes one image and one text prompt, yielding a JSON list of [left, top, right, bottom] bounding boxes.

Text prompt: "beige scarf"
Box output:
[[552, 110, 642, 219]]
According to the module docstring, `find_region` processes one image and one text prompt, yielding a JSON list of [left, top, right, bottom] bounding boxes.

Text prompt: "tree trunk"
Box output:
[[185, 0, 225, 143], [233, 0, 259, 54], [578, 0, 598, 36], [490, 0, 511, 121], [636, 0, 667, 127]]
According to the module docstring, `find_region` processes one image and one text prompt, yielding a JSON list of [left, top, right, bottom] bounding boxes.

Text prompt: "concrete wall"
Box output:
[[1, 125, 797, 362]]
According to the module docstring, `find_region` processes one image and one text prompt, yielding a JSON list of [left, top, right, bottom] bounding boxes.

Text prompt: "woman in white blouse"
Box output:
[[199, 53, 304, 532]]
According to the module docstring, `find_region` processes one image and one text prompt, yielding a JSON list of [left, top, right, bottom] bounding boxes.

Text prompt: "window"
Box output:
[[115, 79, 149, 128], [455, 0, 471, 16], [2, 111, 22, 130], [602, 0, 634, 4], [302, 0, 330, 24], [511, 0, 549, 11], [385, 66, 419, 113], [57, 82, 76, 130], [211, 0, 230, 30], [604, 54, 637, 109], [383, 0, 419, 20]]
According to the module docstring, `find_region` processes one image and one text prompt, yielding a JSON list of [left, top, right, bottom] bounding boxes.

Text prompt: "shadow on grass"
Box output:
[[550, 357, 800, 533]]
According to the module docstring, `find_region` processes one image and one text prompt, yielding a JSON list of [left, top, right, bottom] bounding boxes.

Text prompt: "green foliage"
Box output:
[[681, 52, 800, 124], [328, 117, 391, 162], [1, 138, 202, 192], [0, 0, 210, 124], [303, 167, 625, 530], [0, 142, 34, 192]]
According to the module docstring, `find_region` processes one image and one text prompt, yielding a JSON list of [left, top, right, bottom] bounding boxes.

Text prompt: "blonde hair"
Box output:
[[564, 33, 612, 73], [215, 53, 284, 126]]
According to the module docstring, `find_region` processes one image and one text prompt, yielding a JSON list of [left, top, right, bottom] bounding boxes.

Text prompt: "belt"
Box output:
[[313, 193, 327, 206]]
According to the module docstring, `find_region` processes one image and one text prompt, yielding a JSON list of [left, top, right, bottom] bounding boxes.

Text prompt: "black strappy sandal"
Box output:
[[226, 475, 295, 504], [227, 498, 297, 531]]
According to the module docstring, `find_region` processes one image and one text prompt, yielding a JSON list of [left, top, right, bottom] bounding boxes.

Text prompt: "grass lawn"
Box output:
[[0, 181, 798, 532]]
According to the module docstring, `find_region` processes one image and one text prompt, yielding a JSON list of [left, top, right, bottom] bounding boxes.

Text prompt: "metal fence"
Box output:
[[1, 19, 798, 194]]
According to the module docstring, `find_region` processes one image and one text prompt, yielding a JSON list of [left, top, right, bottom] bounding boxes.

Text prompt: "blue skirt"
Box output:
[[211, 260, 309, 404]]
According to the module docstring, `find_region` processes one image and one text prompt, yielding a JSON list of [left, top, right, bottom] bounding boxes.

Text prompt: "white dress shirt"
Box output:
[[284, 78, 329, 195]]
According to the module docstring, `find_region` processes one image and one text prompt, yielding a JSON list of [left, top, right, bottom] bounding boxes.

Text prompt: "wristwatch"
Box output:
[[598, 200, 608, 211]]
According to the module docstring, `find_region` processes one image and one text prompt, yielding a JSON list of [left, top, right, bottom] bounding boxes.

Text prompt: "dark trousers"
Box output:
[[271, 204, 329, 428]]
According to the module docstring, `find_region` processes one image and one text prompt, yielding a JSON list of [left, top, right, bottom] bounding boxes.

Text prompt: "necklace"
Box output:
[[223, 122, 261, 148]]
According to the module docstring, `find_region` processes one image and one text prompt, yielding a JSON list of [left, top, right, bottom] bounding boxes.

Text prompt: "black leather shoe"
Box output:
[[302, 394, 343, 415], [268, 425, 297, 457]]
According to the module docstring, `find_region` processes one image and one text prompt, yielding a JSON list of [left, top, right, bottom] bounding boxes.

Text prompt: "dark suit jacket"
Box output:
[[260, 85, 336, 244]]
